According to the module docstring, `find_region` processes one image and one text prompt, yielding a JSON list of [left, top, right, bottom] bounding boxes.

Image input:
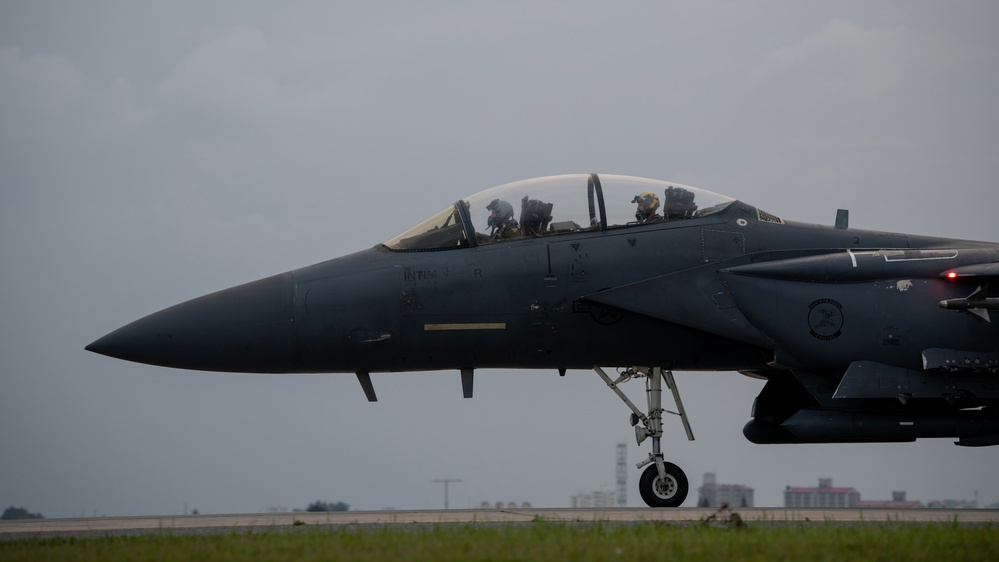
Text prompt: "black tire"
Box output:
[[639, 461, 688, 507]]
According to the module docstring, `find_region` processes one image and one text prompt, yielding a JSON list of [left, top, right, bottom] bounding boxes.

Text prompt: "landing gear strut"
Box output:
[[594, 366, 693, 507]]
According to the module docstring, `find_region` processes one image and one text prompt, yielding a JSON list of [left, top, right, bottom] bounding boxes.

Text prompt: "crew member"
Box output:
[[632, 192, 661, 223], [486, 199, 521, 240]]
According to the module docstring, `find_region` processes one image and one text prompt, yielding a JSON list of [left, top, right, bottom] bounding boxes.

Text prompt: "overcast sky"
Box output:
[[2, 1, 998, 517]]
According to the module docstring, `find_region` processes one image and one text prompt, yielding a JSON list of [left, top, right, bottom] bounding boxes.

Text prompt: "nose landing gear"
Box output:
[[594, 366, 694, 507]]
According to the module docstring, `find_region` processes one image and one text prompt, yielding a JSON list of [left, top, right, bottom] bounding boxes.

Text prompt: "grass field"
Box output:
[[2, 520, 997, 561]]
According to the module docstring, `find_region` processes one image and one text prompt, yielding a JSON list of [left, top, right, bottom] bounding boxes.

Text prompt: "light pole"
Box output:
[[433, 478, 463, 509]]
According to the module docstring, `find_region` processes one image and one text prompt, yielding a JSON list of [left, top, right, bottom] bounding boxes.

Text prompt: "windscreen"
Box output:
[[382, 204, 469, 251]]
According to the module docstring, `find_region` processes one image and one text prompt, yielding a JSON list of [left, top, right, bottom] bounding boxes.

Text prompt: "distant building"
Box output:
[[571, 490, 616, 508], [574, 443, 629, 509], [784, 478, 860, 508], [697, 473, 754, 508], [615, 443, 628, 508], [856, 491, 924, 509], [479, 501, 532, 509]]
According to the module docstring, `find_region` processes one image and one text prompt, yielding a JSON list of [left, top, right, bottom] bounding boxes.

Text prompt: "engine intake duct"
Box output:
[[743, 408, 999, 446]]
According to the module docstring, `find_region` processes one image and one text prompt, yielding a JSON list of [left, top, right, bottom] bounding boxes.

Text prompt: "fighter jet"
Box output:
[[87, 173, 999, 507]]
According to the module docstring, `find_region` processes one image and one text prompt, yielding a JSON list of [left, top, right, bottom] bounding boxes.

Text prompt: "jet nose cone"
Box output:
[[87, 273, 295, 373]]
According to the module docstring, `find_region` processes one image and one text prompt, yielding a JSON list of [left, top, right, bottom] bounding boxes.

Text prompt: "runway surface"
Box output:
[[2, 507, 996, 538]]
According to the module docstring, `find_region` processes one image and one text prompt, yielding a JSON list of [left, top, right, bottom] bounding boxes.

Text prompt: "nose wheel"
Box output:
[[639, 461, 688, 507], [594, 366, 693, 508]]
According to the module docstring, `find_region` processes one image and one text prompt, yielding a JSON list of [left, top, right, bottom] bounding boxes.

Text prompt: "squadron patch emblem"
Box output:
[[808, 298, 843, 340]]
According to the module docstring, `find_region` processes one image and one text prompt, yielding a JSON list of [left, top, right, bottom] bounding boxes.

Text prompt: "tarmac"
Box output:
[[2, 507, 997, 539]]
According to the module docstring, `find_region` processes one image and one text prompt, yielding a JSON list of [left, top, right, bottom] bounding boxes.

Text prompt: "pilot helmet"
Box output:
[[486, 199, 515, 228], [632, 192, 660, 219]]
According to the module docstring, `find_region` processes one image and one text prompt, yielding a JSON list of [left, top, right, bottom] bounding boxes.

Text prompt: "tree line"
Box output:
[[304, 500, 349, 512], [2, 507, 44, 520]]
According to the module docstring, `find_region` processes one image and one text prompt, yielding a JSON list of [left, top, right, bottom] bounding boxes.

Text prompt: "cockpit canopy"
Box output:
[[384, 174, 736, 251]]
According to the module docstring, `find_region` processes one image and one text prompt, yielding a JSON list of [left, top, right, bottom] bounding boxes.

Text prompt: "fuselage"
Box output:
[[87, 176, 998, 379]]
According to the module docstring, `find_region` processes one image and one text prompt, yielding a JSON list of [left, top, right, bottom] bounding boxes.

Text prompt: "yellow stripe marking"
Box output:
[[424, 323, 507, 331]]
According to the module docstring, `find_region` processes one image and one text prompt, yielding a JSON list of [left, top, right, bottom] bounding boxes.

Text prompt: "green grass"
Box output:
[[2, 521, 997, 562]]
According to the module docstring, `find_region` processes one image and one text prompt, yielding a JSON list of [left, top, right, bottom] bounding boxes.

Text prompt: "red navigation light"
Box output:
[[946, 271, 959, 280]]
